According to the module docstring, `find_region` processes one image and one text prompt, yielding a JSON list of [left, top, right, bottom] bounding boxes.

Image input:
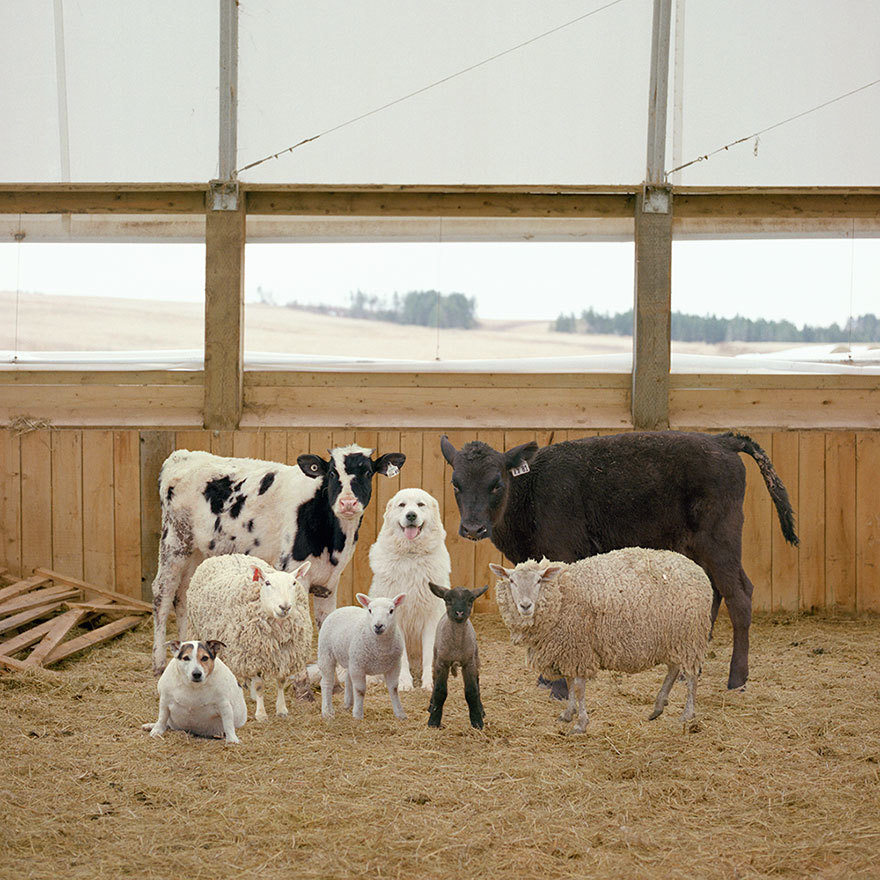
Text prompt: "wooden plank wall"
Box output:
[[0, 426, 878, 614]]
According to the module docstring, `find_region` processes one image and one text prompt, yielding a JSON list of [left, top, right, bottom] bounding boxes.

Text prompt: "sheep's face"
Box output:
[[357, 592, 405, 635], [253, 566, 296, 620], [490, 563, 563, 621]]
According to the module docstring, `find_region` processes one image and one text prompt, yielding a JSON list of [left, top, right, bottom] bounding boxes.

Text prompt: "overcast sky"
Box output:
[[2, 1, 879, 330]]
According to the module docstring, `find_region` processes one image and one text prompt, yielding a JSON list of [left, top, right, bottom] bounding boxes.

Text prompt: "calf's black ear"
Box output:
[[297, 454, 328, 479], [374, 452, 406, 476], [428, 582, 448, 600], [471, 584, 489, 601], [440, 435, 457, 466], [504, 441, 538, 471]]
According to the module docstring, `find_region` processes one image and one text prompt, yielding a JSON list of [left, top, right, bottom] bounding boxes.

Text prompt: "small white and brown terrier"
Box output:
[[142, 640, 247, 744], [368, 487, 450, 690]]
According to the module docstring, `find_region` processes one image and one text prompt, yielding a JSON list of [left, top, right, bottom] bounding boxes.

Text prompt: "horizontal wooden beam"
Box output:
[[670, 373, 880, 391], [0, 185, 206, 214], [245, 190, 636, 218], [675, 191, 880, 220], [243, 371, 631, 389], [0, 371, 202, 386], [242, 385, 633, 430], [3, 184, 879, 223], [0, 384, 203, 427]]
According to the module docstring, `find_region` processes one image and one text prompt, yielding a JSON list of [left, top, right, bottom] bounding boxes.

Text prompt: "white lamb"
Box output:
[[186, 554, 312, 722], [490, 547, 713, 733], [317, 593, 407, 721]]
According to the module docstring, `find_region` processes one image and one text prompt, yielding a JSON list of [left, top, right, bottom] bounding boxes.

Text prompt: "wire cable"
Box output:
[[666, 76, 880, 178], [236, 0, 629, 175]]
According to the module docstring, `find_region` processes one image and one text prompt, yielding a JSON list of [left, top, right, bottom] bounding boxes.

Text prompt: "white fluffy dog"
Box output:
[[368, 487, 450, 690]]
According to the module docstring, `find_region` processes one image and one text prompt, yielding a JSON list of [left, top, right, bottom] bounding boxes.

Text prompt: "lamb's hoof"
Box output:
[[141, 722, 154, 731], [557, 712, 574, 723], [276, 709, 289, 718], [567, 724, 588, 735], [255, 713, 269, 723], [321, 711, 334, 720], [648, 709, 663, 721], [727, 683, 747, 693]]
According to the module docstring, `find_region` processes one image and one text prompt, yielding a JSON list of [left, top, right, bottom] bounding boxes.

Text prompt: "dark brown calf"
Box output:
[[441, 430, 797, 691]]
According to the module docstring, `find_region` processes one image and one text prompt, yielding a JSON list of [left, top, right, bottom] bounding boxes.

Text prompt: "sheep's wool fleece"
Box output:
[[187, 555, 312, 681], [495, 548, 713, 680]]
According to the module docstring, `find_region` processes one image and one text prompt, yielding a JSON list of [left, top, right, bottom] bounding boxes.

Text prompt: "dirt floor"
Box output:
[[2, 611, 880, 880]]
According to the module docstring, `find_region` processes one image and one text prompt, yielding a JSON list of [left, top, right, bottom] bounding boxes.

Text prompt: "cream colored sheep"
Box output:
[[187, 554, 312, 721], [490, 548, 713, 733]]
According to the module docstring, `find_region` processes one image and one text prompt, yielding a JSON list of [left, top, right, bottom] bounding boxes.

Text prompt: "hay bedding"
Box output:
[[2, 612, 879, 880]]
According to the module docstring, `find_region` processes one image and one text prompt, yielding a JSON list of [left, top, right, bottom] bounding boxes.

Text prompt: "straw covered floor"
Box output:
[[2, 611, 880, 879]]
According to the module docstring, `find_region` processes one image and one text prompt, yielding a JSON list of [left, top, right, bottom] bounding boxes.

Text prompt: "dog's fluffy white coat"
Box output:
[[368, 487, 449, 690]]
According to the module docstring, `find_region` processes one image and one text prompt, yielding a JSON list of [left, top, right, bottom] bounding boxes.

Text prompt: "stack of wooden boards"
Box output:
[[0, 567, 150, 673]]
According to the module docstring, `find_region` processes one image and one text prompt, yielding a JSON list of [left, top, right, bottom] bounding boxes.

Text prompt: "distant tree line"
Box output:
[[554, 307, 880, 343], [259, 287, 480, 329], [347, 290, 478, 329]]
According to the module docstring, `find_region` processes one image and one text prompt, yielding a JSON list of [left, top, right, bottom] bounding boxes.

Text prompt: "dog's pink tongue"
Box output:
[[404, 525, 420, 540]]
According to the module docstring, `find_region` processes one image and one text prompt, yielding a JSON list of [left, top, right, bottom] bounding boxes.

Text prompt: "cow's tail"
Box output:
[[715, 432, 799, 546]]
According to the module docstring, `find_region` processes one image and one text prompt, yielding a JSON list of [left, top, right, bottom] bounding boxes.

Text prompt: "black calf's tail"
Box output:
[[716, 432, 799, 546]]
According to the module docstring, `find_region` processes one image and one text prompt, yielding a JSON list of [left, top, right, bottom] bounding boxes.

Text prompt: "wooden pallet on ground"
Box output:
[[0, 567, 150, 671]]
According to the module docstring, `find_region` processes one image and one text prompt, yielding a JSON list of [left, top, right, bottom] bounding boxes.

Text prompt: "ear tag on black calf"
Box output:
[[510, 461, 530, 477], [385, 464, 400, 478]]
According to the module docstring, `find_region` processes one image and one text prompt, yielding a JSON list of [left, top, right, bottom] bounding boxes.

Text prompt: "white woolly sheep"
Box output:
[[490, 548, 713, 733], [186, 554, 312, 722], [317, 593, 407, 721]]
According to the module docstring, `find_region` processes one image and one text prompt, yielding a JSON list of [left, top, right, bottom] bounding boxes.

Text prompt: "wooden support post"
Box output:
[[140, 431, 175, 602], [204, 0, 243, 430], [632, 187, 673, 430], [204, 199, 245, 430], [633, 0, 674, 431]]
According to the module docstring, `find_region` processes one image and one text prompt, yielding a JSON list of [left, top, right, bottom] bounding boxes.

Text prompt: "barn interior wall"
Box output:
[[1, 420, 877, 616]]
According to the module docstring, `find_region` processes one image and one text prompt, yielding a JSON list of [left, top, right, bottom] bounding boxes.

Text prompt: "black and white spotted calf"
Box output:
[[151, 444, 405, 674]]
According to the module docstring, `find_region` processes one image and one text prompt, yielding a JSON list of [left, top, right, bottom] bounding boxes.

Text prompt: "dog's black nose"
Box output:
[[191, 671, 203, 681], [405, 511, 418, 523]]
